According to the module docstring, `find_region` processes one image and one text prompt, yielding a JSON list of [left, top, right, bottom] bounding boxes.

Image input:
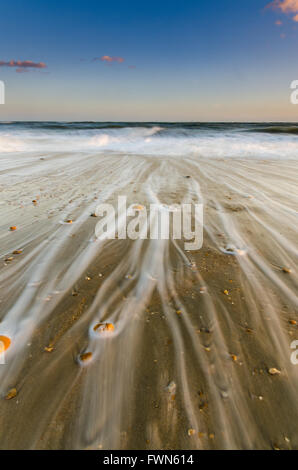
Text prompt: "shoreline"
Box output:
[[0, 149, 297, 449]]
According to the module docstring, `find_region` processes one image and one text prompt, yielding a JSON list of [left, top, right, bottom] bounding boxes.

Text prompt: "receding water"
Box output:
[[0, 122, 297, 449]]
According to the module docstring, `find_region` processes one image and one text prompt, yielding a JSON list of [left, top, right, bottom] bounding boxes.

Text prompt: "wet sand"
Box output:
[[0, 151, 297, 450]]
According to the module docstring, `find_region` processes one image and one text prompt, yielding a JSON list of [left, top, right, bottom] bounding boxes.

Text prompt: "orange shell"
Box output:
[[80, 352, 92, 362], [0, 336, 11, 352], [94, 322, 114, 333]]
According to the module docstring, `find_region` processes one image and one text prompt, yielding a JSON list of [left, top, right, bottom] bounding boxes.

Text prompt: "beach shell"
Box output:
[[93, 322, 115, 333], [5, 388, 17, 400], [66, 219, 73, 224], [0, 336, 11, 353], [282, 267, 291, 274], [12, 250, 22, 255], [105, 323, 115, 332], [188, 429, 196, 436], [9, 226, 17, 231], [221, 244, 247, 256], [80, 352, 92, 363], [269, 368, 281, 376]]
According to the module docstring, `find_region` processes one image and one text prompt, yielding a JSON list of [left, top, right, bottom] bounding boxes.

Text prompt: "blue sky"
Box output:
[[0, 0, 298, 121]]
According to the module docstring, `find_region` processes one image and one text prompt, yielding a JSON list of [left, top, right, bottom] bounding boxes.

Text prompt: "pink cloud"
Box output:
[[93, 55, 124, 64], [268, 0, 298, 20], [0, 60, 47, 73], [275, 0, 298, 12], [101, 55, 124, 63], [275, 19, 283, 24]]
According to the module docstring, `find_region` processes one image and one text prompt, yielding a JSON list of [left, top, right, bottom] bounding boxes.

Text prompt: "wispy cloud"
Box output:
[[0, 60, 47, 73], [268, 0, 298, 20], [93, 55, 124, 64], [91, 55, 136, 69]]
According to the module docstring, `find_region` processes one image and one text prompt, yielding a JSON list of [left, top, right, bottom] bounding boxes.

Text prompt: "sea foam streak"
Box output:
[[0, 122, 297, 450]]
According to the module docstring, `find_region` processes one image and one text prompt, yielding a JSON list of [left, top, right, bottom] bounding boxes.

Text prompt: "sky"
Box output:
[[0, 0, 298, 121]]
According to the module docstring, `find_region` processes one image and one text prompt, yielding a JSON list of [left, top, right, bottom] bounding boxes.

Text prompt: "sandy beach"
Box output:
[[0, 122, 297, 449]]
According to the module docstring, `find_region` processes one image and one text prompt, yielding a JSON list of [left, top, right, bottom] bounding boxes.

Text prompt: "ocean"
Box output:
[[0, 122, 298, 158]]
